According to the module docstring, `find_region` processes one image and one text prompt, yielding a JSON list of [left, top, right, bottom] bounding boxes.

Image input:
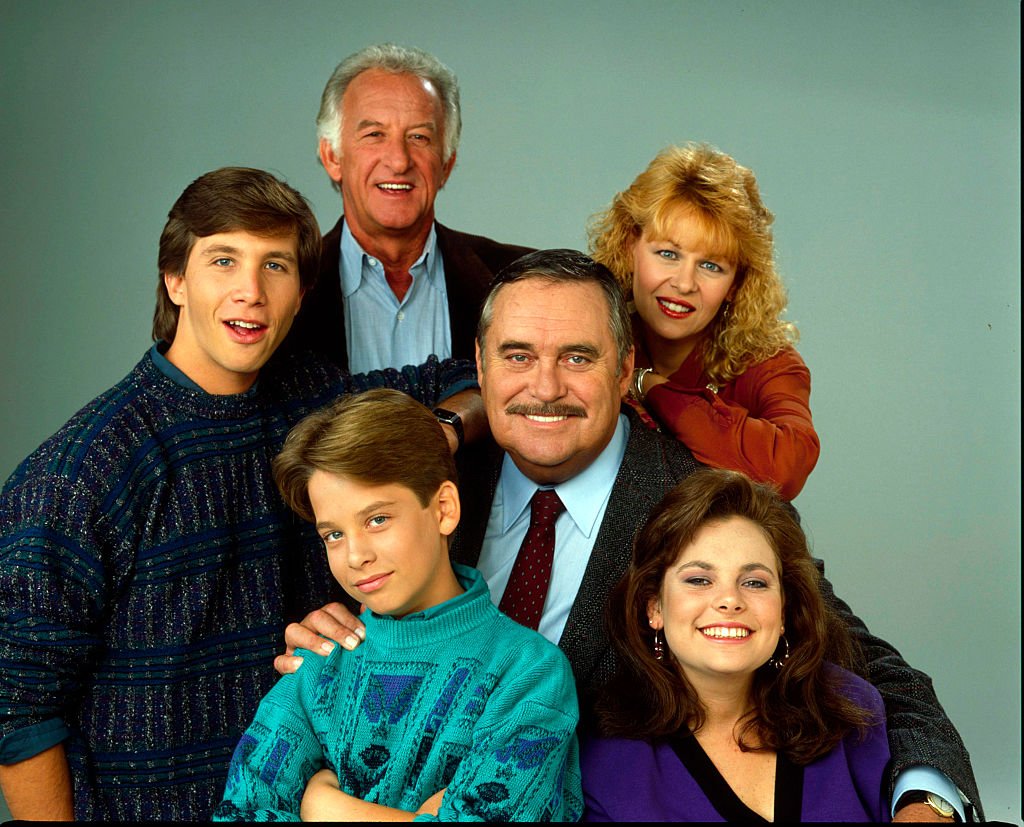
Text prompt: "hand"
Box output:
[[416, 787, 447, 817], [273, 601, 365, 675], [892, 802, 955, 822]]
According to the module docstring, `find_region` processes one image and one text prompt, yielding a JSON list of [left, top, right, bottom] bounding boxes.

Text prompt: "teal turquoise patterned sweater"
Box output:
[[214, 565, 583, 822], [0, 345, 475, 821]]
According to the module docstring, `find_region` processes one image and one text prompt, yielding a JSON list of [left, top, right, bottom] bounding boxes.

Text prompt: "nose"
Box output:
[[715, 586, 745, 613], [233, 265, 266, 305], [530, 357, 566, 402], [382, 135, 412, 173], [669, 263, 697, 294], [346, 534, 376, 569]]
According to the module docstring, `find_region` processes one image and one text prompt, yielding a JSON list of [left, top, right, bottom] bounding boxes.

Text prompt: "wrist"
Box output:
[[433, 407, 464, 450], [631, 367, 653, 403], [895, 790, 960, 822]]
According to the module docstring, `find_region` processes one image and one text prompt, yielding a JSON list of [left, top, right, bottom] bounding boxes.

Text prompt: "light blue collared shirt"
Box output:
[[476, 414, 630, 646], [340, 221, 452, 374]]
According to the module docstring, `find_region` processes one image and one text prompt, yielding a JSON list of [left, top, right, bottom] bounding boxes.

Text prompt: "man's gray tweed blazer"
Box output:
[[452, 406, 982, 818]]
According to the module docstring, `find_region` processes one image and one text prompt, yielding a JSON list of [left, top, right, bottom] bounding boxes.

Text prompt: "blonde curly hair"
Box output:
[[589, 144, 797, 385]]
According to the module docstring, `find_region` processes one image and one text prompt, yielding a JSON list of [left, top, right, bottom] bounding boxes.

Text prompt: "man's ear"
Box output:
[[474, 339, 484, 378], [618, 345, 636, 397], [319, 138, 343, 184], [436, 480, 461, 536], [163, 272, 186, 307], [439, 150, 457, 189]]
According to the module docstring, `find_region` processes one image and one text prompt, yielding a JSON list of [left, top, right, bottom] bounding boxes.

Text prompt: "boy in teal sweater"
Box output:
[[214, 389, 582, 821]]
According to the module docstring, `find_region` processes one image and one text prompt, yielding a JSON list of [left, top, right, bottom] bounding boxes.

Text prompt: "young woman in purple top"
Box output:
[[581, 468, 890, 822]]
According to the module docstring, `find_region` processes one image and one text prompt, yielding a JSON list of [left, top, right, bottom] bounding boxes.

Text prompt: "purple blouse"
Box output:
[[581, 667, 891, 822]]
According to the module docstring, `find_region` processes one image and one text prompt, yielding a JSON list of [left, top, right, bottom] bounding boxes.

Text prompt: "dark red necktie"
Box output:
[[499, 489, 565, 630]]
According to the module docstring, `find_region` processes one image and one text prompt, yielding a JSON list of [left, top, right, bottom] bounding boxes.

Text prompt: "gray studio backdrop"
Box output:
[[1, 0, 1019, 821]]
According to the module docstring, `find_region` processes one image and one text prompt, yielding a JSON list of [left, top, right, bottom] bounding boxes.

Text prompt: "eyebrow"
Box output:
[[677, 560, 776, 575], [356, 499, 396, 518], [355, 119, 437, 132], [496, 341, 602, 358], [199, 243, 296, 263], [313, 499, 396, 532]]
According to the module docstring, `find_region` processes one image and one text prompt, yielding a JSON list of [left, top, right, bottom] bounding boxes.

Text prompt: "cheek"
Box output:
[[632, 256, 654, 293], [326, 549, 346, 581]]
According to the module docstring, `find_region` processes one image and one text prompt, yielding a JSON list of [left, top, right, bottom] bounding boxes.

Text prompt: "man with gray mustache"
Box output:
[[283, 248, 981, 821]]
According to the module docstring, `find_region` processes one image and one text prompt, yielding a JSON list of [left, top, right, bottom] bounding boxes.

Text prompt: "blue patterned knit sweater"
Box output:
[[0, 346, 475, 821], [213, 565, 583, 822]]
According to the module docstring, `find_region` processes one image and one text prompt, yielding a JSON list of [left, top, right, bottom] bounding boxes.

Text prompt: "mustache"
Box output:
[[505, 402, 587, 418]]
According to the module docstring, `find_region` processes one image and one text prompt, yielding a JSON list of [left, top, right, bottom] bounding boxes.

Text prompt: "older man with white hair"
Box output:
[[288, 43, 532, 383]]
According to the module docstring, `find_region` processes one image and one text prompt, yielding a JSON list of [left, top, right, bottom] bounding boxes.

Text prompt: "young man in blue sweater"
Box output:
[[215, 389, 582, 821], [0, 168, 478, 821]]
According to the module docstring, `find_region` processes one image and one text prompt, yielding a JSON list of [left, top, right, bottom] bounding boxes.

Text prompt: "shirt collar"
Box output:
[[497, 413, 631, 538], [150, 341, 206, 392], [339, 219, 440, 297]]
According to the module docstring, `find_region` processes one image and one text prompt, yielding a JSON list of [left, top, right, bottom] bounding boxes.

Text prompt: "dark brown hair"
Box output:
[[272, 388, 457, 524], [153, 167, 321, 343], [596, 468, 873, 764]]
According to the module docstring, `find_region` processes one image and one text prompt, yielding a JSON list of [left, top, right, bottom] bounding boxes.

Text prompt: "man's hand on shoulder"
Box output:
[[274, 602, 365, 675]]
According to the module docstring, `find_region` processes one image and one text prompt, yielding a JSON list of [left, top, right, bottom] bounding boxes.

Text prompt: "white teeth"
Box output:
[[660, 299, 692, 313], [525, 414, 568, 423], [378, 183, 411, 190], [229, 321, 261, 330], [701, 627, 750, 639]]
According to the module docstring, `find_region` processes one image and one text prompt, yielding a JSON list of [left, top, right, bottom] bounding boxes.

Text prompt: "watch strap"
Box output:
[[433, 407, 464, 449]]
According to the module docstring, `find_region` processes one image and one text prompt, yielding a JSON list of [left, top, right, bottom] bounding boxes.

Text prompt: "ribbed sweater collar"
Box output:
[[361, 564, 495, 651], [132, 345, 309, 421]]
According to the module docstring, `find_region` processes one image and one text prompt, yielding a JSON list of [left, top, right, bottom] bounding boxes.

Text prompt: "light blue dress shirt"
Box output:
[[339, 221, 452, 374], [476, 414, 630, 646]]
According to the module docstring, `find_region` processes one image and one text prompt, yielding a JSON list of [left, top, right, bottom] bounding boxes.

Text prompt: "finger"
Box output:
[[283, 620, 333, 653], [313, 605, 366, 642], [274, 653, 304, 676], [285, 615, 361, 654]]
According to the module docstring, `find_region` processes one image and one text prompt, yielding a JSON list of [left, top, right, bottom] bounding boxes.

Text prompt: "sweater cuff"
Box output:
[[0, 718, 70, 763]]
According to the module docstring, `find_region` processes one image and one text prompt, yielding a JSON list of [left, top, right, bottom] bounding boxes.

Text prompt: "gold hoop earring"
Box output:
[[767, 634, 790, 669]]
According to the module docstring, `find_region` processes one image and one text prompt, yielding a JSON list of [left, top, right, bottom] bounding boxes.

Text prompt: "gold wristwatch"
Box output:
[[896, 790, 958, 821]]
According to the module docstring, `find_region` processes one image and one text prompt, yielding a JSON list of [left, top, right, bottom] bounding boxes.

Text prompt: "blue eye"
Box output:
[[656, 249, 678, 260], [685, 576, 711, 587], [699, 260, 724, 273], [742, 578, 768, 589], [322, 530, 343, 543], [214, 258, 233, 267], [367, 515, 389, 528]]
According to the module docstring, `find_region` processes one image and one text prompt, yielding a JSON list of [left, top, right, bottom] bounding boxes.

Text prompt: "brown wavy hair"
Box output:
[[595, 468, 874, 765], [589, 144, 797, 385]]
